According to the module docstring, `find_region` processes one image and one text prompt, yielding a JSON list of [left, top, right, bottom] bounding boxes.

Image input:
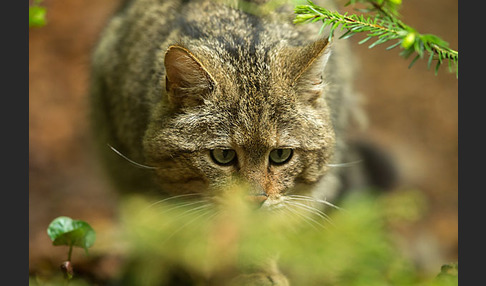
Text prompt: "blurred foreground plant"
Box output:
[[29, 187, 456, 285], [116, 186, 457, 285], [29, 0, 47, 27]]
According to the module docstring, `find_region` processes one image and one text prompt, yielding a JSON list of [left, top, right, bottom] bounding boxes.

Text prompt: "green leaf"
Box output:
[[368, 36, 389, 48], [408, 54, 420, 69], [435, 59, 441, 76], [427, 52, 435, 70], [339, 29, 355, 40], [47, 216, 96, 254], [29, 6, 46, 27], [358, 36, 372, 45], [385, 41, 401, 50]]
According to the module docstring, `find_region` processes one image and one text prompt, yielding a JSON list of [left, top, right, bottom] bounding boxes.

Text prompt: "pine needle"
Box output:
[[294, 0, 458, 78]]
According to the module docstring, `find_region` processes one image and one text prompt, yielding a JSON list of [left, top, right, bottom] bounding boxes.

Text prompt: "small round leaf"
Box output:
[[47, 216, 96, 253]]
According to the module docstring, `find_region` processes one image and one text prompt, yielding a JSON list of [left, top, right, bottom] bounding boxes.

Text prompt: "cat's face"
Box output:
[[143, 39, 336, 206]]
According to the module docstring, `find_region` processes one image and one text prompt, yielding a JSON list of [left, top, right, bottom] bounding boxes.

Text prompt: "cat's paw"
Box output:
[[230, 272, 289, 286]]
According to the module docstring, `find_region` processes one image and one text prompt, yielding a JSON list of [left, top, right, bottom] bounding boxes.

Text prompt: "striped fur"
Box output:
[[91, 0, 361, 202]]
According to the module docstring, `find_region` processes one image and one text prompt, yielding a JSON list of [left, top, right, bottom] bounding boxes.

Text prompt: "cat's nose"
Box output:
[[247, 193, 268, 206]]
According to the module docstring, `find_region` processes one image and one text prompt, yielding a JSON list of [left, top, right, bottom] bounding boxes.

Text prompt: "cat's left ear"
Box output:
[[287, 37, 332, 102], [164, 45, 216, 108]]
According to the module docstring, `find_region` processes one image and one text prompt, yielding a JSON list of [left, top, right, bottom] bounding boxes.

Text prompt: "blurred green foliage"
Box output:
[[29, 0, 46, 27], [29, 276, 90, 286], [113, 188, 456, 285], [29, 187, 457, 285]]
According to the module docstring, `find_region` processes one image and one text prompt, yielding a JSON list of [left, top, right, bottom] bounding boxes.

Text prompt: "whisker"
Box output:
[[162, 206, 215, 243], [169, 203, 214, 221], [325, 160, 363, 168], [271, 207, 300, 234], [155, 199, 210, 215], [205, 210, 223, 225], [285, 199, 334, 225], [286, 200, 334, 228], [282, 204, 323, 230], [142, 193, 203, 212], [108, 144, 158, 169], [286, 196, 333, 210], [287, 194, 343, 211]]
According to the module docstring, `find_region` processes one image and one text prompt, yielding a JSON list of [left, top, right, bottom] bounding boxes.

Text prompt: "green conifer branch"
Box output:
[[294, 0, 458, 78]]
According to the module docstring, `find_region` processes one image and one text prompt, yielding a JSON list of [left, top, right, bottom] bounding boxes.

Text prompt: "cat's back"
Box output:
[[94, 0, 340, 71]]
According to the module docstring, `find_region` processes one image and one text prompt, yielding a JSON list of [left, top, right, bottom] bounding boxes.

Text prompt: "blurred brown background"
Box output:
[[29, 0, 458, 279]]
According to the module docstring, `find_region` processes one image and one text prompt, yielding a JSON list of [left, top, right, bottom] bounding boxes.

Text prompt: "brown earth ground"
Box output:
[[29, 0, 458, 282]]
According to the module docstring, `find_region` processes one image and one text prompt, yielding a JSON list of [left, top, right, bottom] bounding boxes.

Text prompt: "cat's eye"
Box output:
[[210, 149, 237, 166], [269, 149, 293, 165]]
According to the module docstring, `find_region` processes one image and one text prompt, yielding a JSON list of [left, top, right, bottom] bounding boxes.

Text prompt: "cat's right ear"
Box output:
[[290, 37, 331, 103], [275, 37, 332, 104], [164, 45, 215, 108]]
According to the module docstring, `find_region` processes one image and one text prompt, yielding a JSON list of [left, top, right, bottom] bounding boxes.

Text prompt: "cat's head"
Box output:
[[143, 37, 337, 207]]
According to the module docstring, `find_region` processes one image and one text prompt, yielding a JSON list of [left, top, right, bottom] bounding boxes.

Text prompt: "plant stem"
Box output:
[[369, 1, 405, 28], [67, 243, 73, 262]]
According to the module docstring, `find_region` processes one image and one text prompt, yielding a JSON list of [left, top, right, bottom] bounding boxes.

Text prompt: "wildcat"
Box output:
[[90, 0, 378, 284]]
